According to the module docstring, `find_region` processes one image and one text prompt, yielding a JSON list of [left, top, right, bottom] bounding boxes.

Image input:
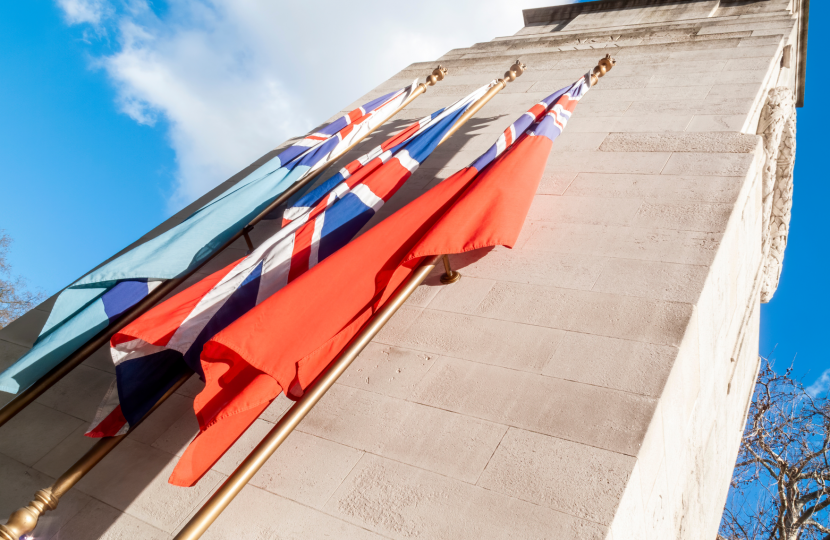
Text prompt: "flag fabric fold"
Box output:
[[86, 83, 495, 437], [0, 83, 419, 395], [169, 74, 591, 487]]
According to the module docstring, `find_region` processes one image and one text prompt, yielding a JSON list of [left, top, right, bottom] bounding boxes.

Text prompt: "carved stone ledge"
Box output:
[[757, 86, 797, 303]]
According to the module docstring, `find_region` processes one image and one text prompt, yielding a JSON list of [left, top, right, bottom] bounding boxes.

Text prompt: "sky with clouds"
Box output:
[[53, 0, 578, 210], [1, 0, 826, 390]]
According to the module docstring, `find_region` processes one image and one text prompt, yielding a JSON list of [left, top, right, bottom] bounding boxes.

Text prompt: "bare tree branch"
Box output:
[[0, 230, 45, 329], [719, 360, 830, 540]]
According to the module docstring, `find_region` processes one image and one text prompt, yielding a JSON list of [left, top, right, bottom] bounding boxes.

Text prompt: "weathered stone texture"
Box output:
[[0, 0, 803, 538]]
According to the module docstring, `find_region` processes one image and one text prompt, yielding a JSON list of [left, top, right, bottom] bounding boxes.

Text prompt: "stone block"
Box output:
[[524, 223, 722, 266], [126, 392, 194, 446], [150, 408, 199, 458], [662, 152, 756, 177], [567, 115, 693, 133], [197, 484, 385, 540], [0, 338, 27, 373], [33, 424, 98, 479], [697, 22, 793, 35], [412, 357, 656, 455], [325, 454, 608, 540], [0, 402, 82, 466], [470, 281, 694, 346], [81, 344, 115, 374], [209, 420, 363, 509], [599, 132, 758, 153], [301, 384, 507, 483], [448, 245, 607, 290], [34, 365, 115, 423], [383, 307, 566, 373], [686, 114, 748, 132], [668, 44, 780, 62], [707, 82, 767, 99], [549, 131, 610, 153], [738, 35, 785, 47], [538, 171, 579, 194], [373, 304, 425, 345], [647, 69, 768, 88], [593, 259, 709, 303], [478, 428, 635, 524], [0, 307, 48, 348], [566, 172, 744, 203], [725, 56, 776, 72], [0, 454, 91, 540], [528, 195, 643, 226], [543, 332, 676, 398], [50, 499, 168, 540], [423, 275, 495, 314], [75, 439, 224, 533], [337, 343, 437, 399], [626, 98, 754, 117], [633, 201, 734, 233], [585, 85, 712, 103], [532, 76, 650, 92]]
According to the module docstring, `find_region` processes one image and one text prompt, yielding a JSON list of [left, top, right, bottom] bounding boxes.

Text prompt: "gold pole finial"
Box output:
[[589, 54, 616, 86], [425, 65, 448, 87], [503, 59, 526, 82], [438, 60, 526, 145]]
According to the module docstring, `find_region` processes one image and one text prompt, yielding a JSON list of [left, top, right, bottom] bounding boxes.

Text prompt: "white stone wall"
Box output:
[[0, 0, 804, 538]]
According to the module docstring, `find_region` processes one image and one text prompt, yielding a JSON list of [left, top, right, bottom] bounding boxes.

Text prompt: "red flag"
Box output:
[[168, 77, 590, 486], [168, 137, 549, 486]]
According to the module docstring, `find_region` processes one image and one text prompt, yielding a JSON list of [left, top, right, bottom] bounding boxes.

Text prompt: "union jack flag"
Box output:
[[86, 83, 494, 437], [169, 74, 595, 486], [0, 82, 419, 397]]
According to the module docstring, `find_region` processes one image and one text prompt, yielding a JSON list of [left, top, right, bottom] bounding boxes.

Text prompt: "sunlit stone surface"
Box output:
[[0, 0, 807, 537]]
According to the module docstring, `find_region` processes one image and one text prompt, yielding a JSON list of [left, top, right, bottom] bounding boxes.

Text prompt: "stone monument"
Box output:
[[0, 0, 809, 538]]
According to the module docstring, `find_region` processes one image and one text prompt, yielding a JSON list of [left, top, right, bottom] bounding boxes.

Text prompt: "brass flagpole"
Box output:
[[0, 66, 448, 540], [175, 56, 616, 539], [0, 65, 448, 430], [173, 59, 529, 540], [0, 371, 191, 540]]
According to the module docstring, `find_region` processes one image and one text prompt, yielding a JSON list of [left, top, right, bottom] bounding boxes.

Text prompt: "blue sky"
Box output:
[[0, 0, 826, 388]]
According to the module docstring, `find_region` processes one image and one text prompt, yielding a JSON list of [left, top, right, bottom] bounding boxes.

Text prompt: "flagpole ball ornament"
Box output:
[[440, 254, 461, 284], [589, 54, 616, 86], [425, 65, 448, 87], [503, 60, 526, 82]]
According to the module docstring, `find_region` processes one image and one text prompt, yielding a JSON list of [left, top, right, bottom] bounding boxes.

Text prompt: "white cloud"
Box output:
[[56, 0, 112, 25], [55, 0, 561, 211], [806, 369, 830, 397]]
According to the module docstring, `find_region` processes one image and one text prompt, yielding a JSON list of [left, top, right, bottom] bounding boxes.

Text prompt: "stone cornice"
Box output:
[[522, 0, 722, 26]]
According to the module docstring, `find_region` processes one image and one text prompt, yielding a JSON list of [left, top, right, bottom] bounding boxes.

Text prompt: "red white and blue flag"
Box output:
[[86, 83, 494, 438], [166, 74, 593, 486], [0, 81, 419, 397]]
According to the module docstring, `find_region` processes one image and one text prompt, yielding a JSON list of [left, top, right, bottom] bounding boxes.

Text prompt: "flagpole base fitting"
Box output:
[[440, 255, 461, 284], [440, 271, 461, 284], [0, 488, 58, 540]]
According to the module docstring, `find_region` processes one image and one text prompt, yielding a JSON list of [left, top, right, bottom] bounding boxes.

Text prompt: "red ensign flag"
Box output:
[[169, 75, 591, 486]]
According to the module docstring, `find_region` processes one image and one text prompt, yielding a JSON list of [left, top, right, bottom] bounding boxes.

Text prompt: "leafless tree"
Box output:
[[0, 230, 45, 329], [719, 361, 830, 540]]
